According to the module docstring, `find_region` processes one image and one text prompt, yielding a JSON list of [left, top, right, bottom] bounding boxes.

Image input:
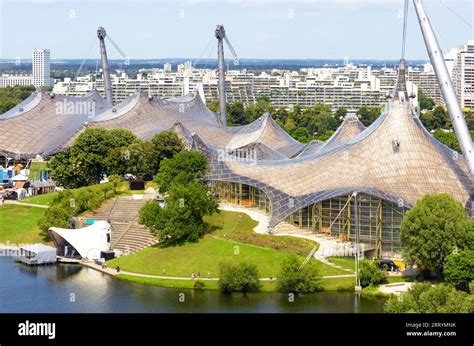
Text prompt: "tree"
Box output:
[[443, 250, 474, 292], [277, 255, 321, 293], [124, 141, 157, 180], [384, 283, 474, 313], [401, 194, 469, 272], [49, 150, 90, 189], [226, 101, 247, 125], [335, 107, 348, 120], [218, 262, 262, 293], [418, 89, 435, 111], [50, 128, 138, 188], [359, 259, 388, 288], [151, 131, 184, 167], [433, 129, 460, 152], [357, 106, 381, 126], [154, 151, 208, 193], [140, 181, 218, 244]]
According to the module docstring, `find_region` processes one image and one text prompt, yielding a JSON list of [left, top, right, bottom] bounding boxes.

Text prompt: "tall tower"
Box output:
[[32, 49, 51, 88], [97, 26, 113, 106], [215, 25, 227, 126], [413, 0, 474, 179]]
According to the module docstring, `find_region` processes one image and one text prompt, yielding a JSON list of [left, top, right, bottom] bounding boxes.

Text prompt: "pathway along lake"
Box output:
[[0, 257, 386, 313]]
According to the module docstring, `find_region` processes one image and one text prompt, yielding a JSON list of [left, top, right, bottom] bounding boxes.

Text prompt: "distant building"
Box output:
[[32, 48, 51, 87], [163, 63, 172, 73], [0, 74, 33, 88], [453, 40, 474, 109]]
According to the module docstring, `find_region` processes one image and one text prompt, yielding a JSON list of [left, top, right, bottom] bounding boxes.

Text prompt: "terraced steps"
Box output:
[[87, 194, 158, 255]]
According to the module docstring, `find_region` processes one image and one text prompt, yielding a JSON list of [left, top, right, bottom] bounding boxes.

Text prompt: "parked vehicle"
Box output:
[[377, 259, 400, 272]]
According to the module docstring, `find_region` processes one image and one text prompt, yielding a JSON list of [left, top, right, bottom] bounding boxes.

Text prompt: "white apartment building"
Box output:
[[453, 40, 474, 109], [53, 63, 432, 112], [0, 74, 33, 88], [32, 48, 52, 87]]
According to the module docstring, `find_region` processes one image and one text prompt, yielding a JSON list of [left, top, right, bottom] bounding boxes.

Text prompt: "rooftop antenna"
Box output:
[[215, 25, 239, 126], [413, 0, 474, 180]]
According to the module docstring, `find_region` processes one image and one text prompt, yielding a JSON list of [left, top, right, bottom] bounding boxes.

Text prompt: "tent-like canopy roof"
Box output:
[[48, 221, 111, 260]]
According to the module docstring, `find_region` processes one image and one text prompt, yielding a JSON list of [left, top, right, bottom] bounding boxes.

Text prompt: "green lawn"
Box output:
[[22, 192, 59, 206], [327, 257, 355, 272], [109, 210, 348, 280], [205, 211, 317, 256], [320, 276, 355, 291], [0, 205, 47, 243]]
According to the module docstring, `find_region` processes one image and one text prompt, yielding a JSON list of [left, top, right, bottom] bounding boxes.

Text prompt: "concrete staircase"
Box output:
[[88, 194, 158, 255]]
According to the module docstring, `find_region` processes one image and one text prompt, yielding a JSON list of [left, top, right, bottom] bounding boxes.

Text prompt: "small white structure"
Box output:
[[15, 244, 57, 265], [48, 221, 112, 260]]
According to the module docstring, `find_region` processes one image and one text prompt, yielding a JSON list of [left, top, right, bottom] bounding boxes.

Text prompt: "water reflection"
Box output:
[[0, 257, 385, 313]]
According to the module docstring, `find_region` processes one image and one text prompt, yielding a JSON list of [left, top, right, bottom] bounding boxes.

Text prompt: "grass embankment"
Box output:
[[0, 205, 47, 244], [6, 182, 135, 243], [109, 210, 350, 291]]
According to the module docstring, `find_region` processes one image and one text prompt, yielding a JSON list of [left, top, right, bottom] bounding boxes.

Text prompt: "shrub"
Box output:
[[193, 280, 205, 290], [218, 262, 261, 293], [277, 255, 321, 293], [384, 283, 474, 313], [443, 250, 474, 292], [38, 205, 71, 233], [359, 259, 388, 288]]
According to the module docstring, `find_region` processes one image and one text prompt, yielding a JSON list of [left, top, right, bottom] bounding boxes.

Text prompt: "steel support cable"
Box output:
[[74, 37, 96, 82], [439, 0, 473, 29]]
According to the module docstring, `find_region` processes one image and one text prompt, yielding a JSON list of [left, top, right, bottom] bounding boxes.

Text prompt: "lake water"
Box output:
[[0, 257, 385, 313]]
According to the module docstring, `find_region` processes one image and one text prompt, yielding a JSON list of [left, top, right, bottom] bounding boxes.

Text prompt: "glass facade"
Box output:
[[211, 181, 406, 256]]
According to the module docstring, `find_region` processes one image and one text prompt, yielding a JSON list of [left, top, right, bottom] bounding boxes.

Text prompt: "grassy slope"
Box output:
[[326, 257, 355, 271], [0, 205, 47, 244], [109, 210, 347, 280]]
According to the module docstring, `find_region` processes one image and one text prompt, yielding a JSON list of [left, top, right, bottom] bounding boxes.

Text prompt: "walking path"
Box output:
[[219, 204, 355, 273], [81, 260, 355, 280], [1, 200, 49, 208]]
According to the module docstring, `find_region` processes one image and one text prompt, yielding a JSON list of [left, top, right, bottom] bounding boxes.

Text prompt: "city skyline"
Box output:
[[0, 0, 472, 60]]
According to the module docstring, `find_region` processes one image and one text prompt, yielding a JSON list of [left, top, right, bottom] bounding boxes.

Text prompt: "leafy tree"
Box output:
[[151, 130, 184, 167], [335, 107, 348, 120], [69, 128, 116, 185], [401, 194, 469, 272], [290, 127, 311, 143], [107, 128, 139, 149], [433, 130, 460, 152], [357, 106, 381, 126], [384, 283, 474, 313], [50, 128, 138, 188], [277, 255, 321, 293], [154, 151, 208, 193], [49, 150, 89, 189], [140, 181, 218, 244], [443, 250, 474, 292], [218, 262, 262, 293], [124, 141, 157, 180], [105, 147, 129, 177], [359, 259, 388, 287], [418, 89, 435, 111], [0, 85, 36, 113], [226, 101, 247, 125]]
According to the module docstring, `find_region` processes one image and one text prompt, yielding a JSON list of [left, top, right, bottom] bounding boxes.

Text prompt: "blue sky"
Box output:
[[0, 0, 472, 60]]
